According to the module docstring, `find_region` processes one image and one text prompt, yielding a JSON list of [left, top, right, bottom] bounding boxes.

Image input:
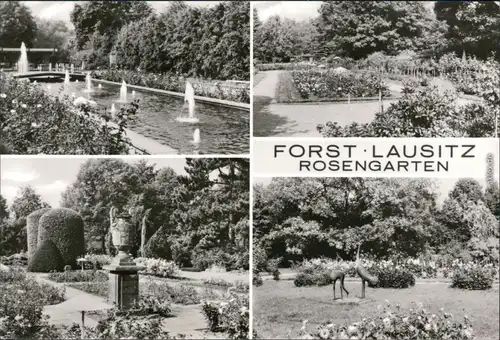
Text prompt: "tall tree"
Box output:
[[0, 1, 37, 48], [316, 1, 439, 59], [11, 185, 50, 220]]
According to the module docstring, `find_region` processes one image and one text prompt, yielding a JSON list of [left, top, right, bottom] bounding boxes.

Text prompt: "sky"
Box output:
[[0, 157, 189, 208], [254, 177, 497, 205], [23, 1, 221, 25], [253, 1, 436, 21]]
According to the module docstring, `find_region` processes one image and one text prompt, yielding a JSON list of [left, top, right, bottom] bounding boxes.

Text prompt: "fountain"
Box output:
[[176, 81, 199, 123], [84, 72, 93, 92], [98, 84, 102, 88], [17, 42, 29, 74], [110, 103, 117, 119], [48, 63, 52, 72], [192, 128, 200, 144], [81, 61, 85, 71], [75, 79, 79, 83], [71, 64, 74, 73], [132, 90, 136, 96], [47, 84, 52, 90], [71, 92, 76, 99], [64, 70, 70, 84], [119, 80, 127, 102]]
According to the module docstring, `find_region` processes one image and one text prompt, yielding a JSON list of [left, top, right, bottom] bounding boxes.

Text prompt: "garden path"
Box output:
[[28, 273, 112, 328], [253, 70, 282, 101]]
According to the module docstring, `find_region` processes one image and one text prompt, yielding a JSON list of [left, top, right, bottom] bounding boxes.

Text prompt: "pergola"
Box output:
[[0, 47, 58, 65]]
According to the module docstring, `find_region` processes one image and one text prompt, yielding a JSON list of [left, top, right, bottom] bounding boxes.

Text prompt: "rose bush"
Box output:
[[291, 70, 390, 100], [93, 69, 250, 104], [297, 302, 474, 340], [0, 72, 136, 154], [135, 257, 179, 278]]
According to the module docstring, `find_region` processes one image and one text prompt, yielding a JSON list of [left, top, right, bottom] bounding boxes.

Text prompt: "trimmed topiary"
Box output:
[[26, 208, 52, 260], [27, 240, 65, 273], [38, 208, 85, 267]]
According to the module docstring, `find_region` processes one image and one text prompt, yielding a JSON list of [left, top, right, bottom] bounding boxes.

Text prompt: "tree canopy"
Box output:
[[0, 1, 37, 48]]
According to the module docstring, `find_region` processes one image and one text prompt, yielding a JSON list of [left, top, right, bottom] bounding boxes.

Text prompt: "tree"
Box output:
[[0, 1, 37, 48], [33, 18, 74, 64], [316, 1, 440, 59], [11, 185, 50, 220], [434, 1, 500, 60], [0, 194, 8, 222], [449, 178, 485, 206], [484, 181, 500, 219]]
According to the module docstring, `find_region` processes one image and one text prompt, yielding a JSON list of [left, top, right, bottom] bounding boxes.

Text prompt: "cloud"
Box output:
[[256, 1, 321, 21], [1, 170, 39, 182], [0, 185, 19, 205], [35, 180, 69, 208]]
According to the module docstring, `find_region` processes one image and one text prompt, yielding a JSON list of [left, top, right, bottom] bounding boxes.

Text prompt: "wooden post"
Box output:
[[80, 311, 85, 339], [379, 89, 383, 113]]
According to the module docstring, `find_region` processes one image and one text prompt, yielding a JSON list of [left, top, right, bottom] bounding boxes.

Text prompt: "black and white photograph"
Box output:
[[253, 1, 500, 138], [0, 1, 250, 155], [0, 156, 249, 339], [253, 176, 500, 339]]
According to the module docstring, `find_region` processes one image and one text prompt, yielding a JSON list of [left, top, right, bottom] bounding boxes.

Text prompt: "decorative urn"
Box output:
[[108, 208, 135, 266]]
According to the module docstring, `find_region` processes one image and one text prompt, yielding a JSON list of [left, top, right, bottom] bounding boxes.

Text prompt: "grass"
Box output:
[[254, 280, 499, 339], [253, 72, 267, 88], [274, 71, 302, 103]]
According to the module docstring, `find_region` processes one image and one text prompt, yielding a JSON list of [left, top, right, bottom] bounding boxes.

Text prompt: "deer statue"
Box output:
[[355, 243, 378, 299], [140, 208, 151, 257]]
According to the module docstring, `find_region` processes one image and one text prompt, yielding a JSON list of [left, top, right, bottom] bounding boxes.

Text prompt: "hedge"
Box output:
[[27, 240, 65, 273], [26, 208, 52, 260], [37, 208, 85, 267]]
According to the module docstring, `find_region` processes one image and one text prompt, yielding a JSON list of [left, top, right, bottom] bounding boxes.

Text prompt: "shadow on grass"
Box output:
[[252, 95, 288, 137]]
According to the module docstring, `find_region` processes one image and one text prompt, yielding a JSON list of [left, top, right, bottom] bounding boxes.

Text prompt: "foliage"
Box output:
[[135, 257, 179, 278], [93, 69, 250, 103], [26, 208, 51, 260], [10, 186, 50, 221], [371, 266, 415, 289], [0, 267, 26, 283], [451, 262, 495, 290], [33, 18, 74, 64], [113, 1, 249, 81], [27, 239, 65, 273], [0, 274, 65, 339], [0, 253, 27, 267], [80, 254, 113, 269], [253, 273, 263, 287], [143, 279, 200, 306], [291, 69, 390, 100], [201, 292, 249, 339], [143, 227, 172, 260], [298, 302, 474, 340], [0, 1, 37, 50], [47, 270, 108, 283], [253, 241, 281, 280], [0, 72, 134, 154], [37, 208, 85, 267]]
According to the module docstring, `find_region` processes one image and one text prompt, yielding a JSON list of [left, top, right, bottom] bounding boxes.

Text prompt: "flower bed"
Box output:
[[0, 253, 27, 267], [291, 69, 391, 100], [135, 257, 179, 278], [297, 302, 474, 340], [201, 291, 249, 339], [451, 262, 496, 290], [92, 69, 250, 104], [0, 72, 134, 154]]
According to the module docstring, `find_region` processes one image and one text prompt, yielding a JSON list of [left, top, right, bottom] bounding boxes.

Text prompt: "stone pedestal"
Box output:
[[104, 253, 144, 310]]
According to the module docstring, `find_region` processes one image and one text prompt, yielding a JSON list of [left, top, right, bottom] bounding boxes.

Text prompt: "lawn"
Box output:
[[254, 280, 499, 339]]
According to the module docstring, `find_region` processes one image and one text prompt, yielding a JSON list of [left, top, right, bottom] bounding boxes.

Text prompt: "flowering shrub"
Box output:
[[371, 267, 415, 289], [291, 69, 390, 100], [0, 276, 65, 338], [0, 72, 136, 154], [451, 262, 496, 290], [0, 268, 26, 283], [298, 302, 474, 340], [79, 254, 113, 269], [135, 257, 179, 278], [201, 292, 249, 339], [93, 69, 250, 103]]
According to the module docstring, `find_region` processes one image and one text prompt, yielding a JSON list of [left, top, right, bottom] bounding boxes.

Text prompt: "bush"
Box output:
[[451, 263, 495, 290], [0, 267, 26, 283], [37, 208, 85, 267], [26, 208, 51, 260], [0, 72, 134, 154], [201, 292, 249, 339], [143, 227, 172, 260], [93, 69, 250, 103], [47, 270, 108, 283], [291, 69, 390, 100], [294, 272, 316, 287], [27, 240, 65, 273], [135, 257, 179, 278], [0, 253, 28, 267], [253, 272, 263, 286], [299, 302, 474, 340], [371, 267, 415, 289]]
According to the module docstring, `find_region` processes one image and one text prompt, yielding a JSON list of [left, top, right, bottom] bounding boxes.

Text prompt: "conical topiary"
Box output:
[[27, 239, 65, 273]]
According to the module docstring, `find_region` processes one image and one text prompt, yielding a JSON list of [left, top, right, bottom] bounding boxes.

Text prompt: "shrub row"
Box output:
[[291, 70, 391, 100], [92, 69, 250, 104]]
